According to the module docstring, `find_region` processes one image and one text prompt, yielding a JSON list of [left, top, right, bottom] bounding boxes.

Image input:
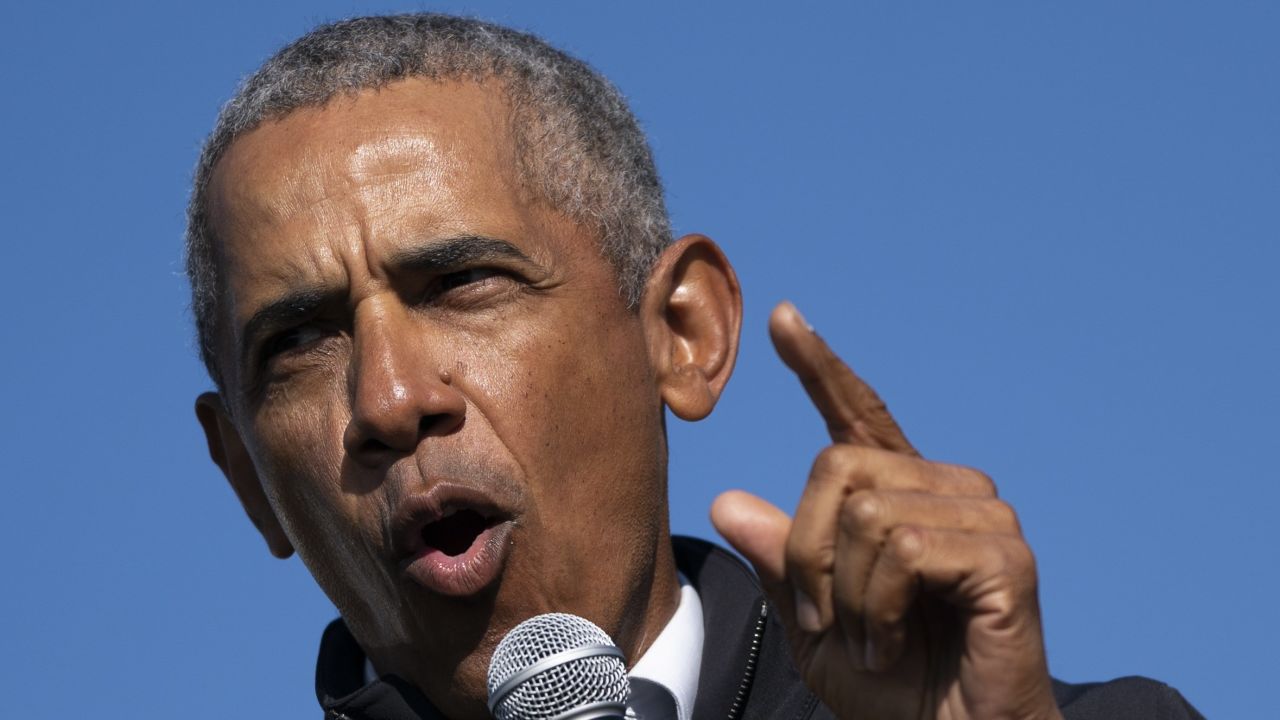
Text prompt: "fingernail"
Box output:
[[784, 301, 815, 333], [794, 589, 822, 632]]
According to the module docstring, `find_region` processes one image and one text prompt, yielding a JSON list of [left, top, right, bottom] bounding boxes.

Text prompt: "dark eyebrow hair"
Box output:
[[238, 285, 341, 373], [236, 236, 536, 376], [387, 234, 537, 273]]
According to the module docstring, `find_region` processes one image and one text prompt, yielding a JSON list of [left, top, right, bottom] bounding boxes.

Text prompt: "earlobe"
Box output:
[[195, 392, 295, 559], [643, 234, 743, 421]]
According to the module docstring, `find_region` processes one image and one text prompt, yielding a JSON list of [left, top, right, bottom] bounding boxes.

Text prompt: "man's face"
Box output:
[[203, 79, 674, 715]]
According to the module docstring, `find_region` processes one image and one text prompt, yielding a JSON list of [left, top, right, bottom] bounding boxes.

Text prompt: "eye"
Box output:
[[261, 324, 328, 361], [424, 267, 523, 308], [436, 267, 503, 293]]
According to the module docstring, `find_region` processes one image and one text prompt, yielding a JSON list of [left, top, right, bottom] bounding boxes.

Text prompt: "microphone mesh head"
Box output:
[[487, 613, 629, 720]]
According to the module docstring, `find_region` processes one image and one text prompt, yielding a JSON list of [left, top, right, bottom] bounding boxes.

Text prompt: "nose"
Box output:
[[342, 304, 466, 465]]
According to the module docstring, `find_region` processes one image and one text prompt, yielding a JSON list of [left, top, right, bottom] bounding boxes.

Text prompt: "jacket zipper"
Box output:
[[725, 600, 768, 720]]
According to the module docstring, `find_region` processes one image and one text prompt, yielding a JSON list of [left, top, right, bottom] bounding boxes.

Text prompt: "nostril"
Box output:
[[343, 412, 465, 465], [359, 436, 394, 457], [419, 412, 464, 437]]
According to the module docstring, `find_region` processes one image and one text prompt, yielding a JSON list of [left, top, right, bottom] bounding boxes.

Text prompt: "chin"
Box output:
[[394, 618, 505, 720]]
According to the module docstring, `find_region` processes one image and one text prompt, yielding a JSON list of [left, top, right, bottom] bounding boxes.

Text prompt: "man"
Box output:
[[188, 14, 1202, 720]]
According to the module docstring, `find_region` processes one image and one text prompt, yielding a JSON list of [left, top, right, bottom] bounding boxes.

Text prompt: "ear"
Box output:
[[642, 234, 743, 420], [195, 392, 294, 558]]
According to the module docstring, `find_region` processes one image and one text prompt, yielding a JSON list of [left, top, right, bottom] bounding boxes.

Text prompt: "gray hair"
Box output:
[[186, 13, 672, 389]]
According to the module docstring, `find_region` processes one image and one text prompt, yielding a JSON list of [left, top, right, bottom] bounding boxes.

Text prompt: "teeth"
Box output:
[[438, 507, 458, 520]]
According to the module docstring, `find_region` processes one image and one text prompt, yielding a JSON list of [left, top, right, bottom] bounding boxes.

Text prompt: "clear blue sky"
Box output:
[[1, 2, 1275, 717]]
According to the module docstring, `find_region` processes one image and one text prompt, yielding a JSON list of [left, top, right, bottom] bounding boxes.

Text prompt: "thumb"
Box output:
[[711, 490, 791, 591]]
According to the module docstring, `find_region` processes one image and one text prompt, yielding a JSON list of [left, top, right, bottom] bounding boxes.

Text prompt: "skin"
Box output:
[[194, 79, 741, 719], [712, 304, 1065, 720], [195, 76, 1063, 719]]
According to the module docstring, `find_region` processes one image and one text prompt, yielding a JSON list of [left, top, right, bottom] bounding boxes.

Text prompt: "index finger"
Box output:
[[769, 301, 918, 456]]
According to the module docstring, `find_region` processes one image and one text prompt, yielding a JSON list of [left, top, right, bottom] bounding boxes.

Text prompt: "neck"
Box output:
[[613, 528, 682, 670]]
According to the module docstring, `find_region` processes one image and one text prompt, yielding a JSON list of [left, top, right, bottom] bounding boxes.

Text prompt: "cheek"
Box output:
[[462, 312, 664, 526], [249, 380, 402, 619], [250, 371, 371, 550]]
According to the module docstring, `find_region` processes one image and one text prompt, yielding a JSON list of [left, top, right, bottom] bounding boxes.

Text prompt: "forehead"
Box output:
[[206, 78, 527, 250], [203, 79, 606, 376]]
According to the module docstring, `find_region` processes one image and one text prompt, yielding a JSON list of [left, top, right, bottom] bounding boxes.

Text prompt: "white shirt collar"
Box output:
[[361, 576, 704, 720], [626, 574, 704, 720]]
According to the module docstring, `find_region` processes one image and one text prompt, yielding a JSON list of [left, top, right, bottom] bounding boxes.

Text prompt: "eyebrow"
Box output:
[[236, 235, 538, 373], [386, 234, 537, 274], [238, 285, 342, 372]]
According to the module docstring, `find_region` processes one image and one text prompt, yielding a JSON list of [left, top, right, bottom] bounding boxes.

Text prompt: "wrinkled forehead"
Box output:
[[205, 78, 528, 248]]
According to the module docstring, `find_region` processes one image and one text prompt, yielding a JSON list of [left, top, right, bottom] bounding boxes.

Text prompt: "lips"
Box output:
[[393, 484, 516, 597]]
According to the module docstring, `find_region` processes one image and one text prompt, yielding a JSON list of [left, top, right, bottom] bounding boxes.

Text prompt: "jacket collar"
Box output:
[[315, 536, 819, 720], [315, 619, 444, 720]]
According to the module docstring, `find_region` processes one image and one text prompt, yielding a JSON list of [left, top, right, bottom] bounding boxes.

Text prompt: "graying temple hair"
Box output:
[[186, 13, 672, 389]]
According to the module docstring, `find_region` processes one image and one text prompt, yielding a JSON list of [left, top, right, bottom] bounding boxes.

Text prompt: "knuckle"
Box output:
[[983, 556, 1040, 615], [1004, 539, 1037, 576], [954, 464, 997, 496], [885, 526, 925, 564], [976, 544, 1041, 615], [986, 537, 1036, 583], [985, 587, 1021, 617], [990, 499, 1023, 533], [840, 490, 886, 533], [811, 444, 877, 491], [810, 445, 846, 479], [812, 443, 863, 476]]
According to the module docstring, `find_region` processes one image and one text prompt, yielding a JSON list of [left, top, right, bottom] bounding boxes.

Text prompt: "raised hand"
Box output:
[[711, 302, 1063, 720]]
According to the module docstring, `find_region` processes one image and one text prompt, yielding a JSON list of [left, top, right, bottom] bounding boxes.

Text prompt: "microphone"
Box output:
[[486, 612, 631, 720]]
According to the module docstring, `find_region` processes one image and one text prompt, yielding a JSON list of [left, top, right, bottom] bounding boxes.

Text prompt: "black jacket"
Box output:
[[315, 536, 1204, 720]]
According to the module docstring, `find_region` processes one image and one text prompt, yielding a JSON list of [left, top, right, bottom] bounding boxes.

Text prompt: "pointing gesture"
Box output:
[[767, 302, 919, 457], [711, 302, 1063, 720]]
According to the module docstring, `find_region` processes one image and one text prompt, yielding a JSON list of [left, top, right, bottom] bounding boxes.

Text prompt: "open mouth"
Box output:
[[393, 484, 518, 596], [421, 508, 498, 556]]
